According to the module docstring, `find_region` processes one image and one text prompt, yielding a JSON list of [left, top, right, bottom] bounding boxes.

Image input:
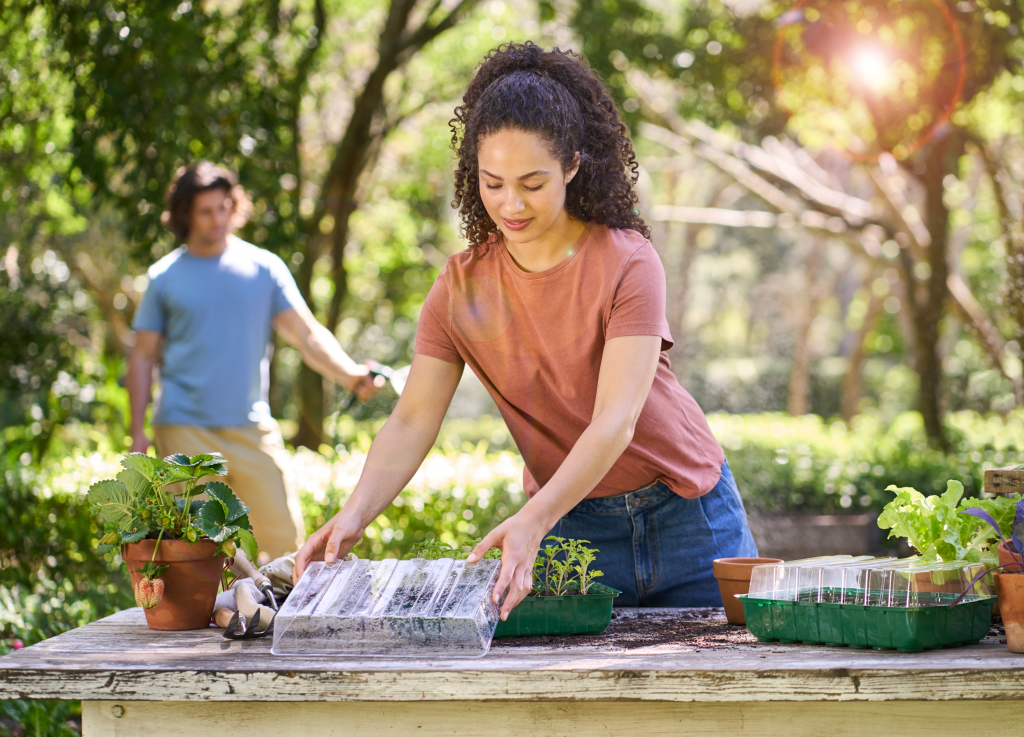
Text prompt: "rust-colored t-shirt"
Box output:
[[415, 223, 725, 499]]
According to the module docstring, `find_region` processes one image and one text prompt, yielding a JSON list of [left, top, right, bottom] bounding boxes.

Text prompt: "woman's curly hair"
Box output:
[[450, 42, 650, 251]]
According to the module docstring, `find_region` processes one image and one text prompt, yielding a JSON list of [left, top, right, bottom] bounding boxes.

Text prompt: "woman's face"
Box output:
[[477, 128, 579, 245]]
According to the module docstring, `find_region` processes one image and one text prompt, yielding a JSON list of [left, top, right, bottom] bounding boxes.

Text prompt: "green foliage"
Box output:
[[297, 444, 526, 559], [708, 411, 1024, 514], [402, 538, 500, 560], [0, 698, 78, 737], [531, 537, 603, 597], [877, 480, 1019, 563], [0, 258, 80, 463], [87, 452, 255, 559]]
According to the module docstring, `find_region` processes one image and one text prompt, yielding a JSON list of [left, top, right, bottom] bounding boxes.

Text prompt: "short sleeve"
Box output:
[[268, 255, 306, 316], [415, 265, 464, 365], [606, 244, 673, 351], [132, 269, 165, 334]]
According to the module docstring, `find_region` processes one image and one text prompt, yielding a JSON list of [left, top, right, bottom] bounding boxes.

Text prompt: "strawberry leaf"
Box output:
[[117, 468, 151, 498], [121, 525, 149, 544], [163, 453, 193, 467], [201, 482, 248, 523], [120, 453, 165, 482], [235, 529, 258, 562], [87, 479, 134, 526]]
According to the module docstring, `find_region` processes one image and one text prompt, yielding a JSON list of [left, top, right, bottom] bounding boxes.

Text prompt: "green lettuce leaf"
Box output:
[[879, 480, 1010, 562]]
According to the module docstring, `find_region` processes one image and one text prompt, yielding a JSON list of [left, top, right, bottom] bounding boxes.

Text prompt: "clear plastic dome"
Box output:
[[746, 556, 990, 607]]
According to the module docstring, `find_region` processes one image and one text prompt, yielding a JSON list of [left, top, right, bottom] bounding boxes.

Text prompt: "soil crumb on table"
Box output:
[[497, 608, 757, 650]]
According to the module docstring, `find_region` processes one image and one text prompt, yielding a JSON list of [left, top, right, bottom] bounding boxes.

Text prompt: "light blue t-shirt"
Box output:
[[132, 237, 305, 427]]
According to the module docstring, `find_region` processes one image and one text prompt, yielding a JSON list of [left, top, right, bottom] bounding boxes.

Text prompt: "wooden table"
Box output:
[[2, 607, 1023, 736]]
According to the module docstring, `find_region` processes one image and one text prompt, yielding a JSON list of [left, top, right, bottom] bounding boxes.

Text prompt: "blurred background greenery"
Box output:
[[5, 0, 1024, 732]]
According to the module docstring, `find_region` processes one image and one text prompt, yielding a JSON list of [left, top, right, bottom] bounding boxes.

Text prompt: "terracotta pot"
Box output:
[[998, 540, 1023, 574], [994, 572, 1024, 653], [712, 557, 783, 625], [122, 539, 224, 631]]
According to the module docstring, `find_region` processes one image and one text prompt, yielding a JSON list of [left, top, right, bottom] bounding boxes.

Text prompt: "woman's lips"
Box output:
[[502, 217, 532, 231]]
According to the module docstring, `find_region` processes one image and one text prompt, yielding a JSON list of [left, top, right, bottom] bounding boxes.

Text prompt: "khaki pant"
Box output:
[[154, 419, 305, 560]]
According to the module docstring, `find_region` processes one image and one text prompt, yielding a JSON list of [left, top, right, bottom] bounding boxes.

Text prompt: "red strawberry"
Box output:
[[135, 576, 165, 609]]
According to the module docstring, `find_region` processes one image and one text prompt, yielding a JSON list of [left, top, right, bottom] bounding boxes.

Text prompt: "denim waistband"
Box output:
[[572, 481, 675, 516]]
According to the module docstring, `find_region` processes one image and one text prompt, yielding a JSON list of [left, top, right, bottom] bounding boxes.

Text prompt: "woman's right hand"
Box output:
[[292, 510, 366, 584]]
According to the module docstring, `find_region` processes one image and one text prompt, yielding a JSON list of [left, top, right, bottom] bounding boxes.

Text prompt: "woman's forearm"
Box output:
[[517, 335, 663, 531], [519, 409, 635, 529], [338, 412, 439, 526]]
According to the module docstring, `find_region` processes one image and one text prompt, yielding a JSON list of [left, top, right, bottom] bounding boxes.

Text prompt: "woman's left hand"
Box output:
[[467, 510, 548, 620]]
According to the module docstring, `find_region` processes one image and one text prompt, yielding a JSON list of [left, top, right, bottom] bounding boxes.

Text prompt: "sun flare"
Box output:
[[851, 47, 890, 90]]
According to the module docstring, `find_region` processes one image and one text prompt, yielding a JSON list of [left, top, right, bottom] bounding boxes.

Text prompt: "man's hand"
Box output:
[[467, 510, 548, 620], [274, 306, 384, 402], [129, 433, 151, 454], [349, 367, 387, 402], [292, 510, 366, 584]]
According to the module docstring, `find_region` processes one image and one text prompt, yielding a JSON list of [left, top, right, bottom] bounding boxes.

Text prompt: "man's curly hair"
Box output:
[[450, 42, 650, 251]]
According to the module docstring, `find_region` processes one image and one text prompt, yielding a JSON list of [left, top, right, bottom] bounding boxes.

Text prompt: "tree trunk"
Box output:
[[787, 241, 825, 416], [911, 136, 957, 449], [841, 290, 883, 422], [291, 0, 479, 449]]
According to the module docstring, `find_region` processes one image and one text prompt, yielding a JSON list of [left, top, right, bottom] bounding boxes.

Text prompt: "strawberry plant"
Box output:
[[87, 451, 259, 604]]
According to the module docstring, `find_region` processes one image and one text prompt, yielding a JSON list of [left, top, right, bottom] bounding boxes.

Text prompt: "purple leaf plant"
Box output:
[[953, 499, 1024, 606]]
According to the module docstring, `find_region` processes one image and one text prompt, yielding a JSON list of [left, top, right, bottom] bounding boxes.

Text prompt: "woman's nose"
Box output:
[[504, 190, 524, 214]]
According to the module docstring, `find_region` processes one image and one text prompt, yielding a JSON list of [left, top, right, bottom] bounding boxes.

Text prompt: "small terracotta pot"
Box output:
[[998, 540, 1023, 574], [994, 572, 1024, 653], [123, 539, 224, 631], [712, 557, 783, 625]]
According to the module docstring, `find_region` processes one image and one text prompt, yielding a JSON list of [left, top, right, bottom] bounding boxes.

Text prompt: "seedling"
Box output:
[[403, 537, 501, 560], [531, 537, 604, 597], [404, 536, 604, 597]]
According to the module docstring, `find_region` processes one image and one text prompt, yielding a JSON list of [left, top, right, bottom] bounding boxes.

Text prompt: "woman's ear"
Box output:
[[564, 152, 581, 184]]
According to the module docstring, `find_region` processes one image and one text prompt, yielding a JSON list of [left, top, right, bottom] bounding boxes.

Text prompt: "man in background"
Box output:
[[128, 161, 380, 560]]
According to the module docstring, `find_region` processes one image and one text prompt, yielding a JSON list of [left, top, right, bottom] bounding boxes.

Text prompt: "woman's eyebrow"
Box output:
[[479, 169, 550, 181]]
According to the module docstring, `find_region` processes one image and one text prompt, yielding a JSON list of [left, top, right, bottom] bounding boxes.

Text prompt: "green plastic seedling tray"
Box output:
[[493, 583, 621, 638], [737, 589, 995, 653]]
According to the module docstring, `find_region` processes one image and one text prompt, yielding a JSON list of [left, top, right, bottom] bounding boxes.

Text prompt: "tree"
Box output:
[[40, 0, 485, 447], [567, 0, 1024, 446]]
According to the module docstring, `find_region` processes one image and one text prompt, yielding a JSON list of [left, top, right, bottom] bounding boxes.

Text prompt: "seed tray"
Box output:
[[493, 583, 621, 638], [738, 589, 995, 652]]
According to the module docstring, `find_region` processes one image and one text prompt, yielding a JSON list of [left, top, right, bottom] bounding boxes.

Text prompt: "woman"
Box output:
[[294, 42, 757, 618]]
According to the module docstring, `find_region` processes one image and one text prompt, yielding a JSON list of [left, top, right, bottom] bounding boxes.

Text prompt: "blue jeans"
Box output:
[[546, 460, 758, 607]]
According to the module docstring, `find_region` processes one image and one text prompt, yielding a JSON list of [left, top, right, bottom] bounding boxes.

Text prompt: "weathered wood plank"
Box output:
[[4, 608, 1023, 703], [8, 663, 1024, 702], [81, 699, 1024, 737]]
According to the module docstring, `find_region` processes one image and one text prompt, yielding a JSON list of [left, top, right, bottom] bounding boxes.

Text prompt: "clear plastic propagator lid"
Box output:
[[272, 558, 502, 657], [746, 556, 991, 607]]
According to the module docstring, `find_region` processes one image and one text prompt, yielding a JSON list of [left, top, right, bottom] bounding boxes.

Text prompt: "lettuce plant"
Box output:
[[877, 480, 1019, 564]]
